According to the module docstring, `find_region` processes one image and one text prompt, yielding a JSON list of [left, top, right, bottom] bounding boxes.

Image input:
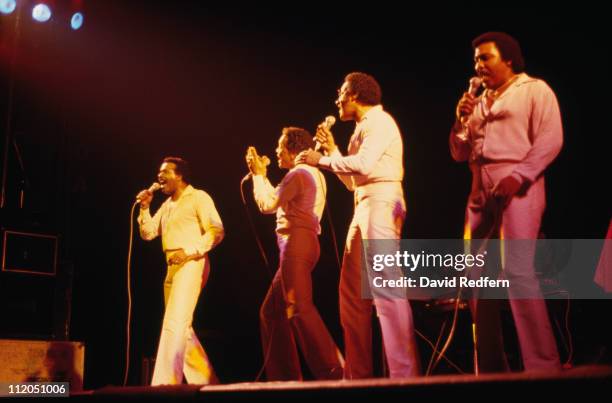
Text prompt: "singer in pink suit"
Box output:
[[137, 157, 224, 385], [246, 127, 344, 380], [296, 72, 420, 379], [450, 32, 563, 372]]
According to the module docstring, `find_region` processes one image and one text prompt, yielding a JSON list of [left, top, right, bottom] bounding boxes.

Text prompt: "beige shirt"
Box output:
[[138, 185, 224, 256], [318, 105, 404, 191], [450, 73, 563, 182], [252, 164, 326, 234]]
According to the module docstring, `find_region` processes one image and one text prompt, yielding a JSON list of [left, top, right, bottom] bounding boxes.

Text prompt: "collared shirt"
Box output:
[[450, 73, 563, 182], [138, 185, 224, 256], [252, 164, 326, 234], [318, 105, 404, 190]]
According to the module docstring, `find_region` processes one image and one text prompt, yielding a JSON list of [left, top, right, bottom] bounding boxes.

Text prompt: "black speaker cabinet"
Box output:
[[0, 230, 71, 339], [2, 230, 58, 275]]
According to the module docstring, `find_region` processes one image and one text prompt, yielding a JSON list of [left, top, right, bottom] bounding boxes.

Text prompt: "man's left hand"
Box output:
[[168, 249, 190, 266], [492, 175, 522, 201], [295, 149, 323, 167]]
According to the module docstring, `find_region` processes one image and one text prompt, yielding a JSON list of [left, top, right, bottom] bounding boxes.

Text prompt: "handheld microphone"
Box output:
[[136, 182, 161, 203], [243, 152, 270, 182], [460, 77, 483, 125], [468, 76, 483, 96], [314, 115, 336, 152]]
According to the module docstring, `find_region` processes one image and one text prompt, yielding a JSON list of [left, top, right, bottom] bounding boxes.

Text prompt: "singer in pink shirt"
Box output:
[[137, 157, 224, 385], [450, 32, 563, 373], [246, 127, 344, 380]]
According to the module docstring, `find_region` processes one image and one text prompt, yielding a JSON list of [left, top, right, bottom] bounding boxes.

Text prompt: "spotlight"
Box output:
[[70, 11, 83, 30], [32, 3, 52, 22], [0, 0, 16, 15]]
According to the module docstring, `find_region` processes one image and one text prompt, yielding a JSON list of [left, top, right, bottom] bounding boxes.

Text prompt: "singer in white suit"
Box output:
[[297, 72, 420, 379], [246, 127, 344, 380], [450, 32, 562, 372], [137, 157, 224, 385]]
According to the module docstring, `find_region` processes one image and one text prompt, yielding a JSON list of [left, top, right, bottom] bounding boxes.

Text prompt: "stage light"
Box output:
[[0, 0, 17, 15], [32, 3, 52, 22], [70, 11, 83, 30]]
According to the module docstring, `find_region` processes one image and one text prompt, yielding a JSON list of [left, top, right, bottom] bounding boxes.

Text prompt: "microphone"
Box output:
[[136, 182, 161, 203], [460, 77, 483, 125], [242, 154, 270, 182], [468, 76, 483, 96], [314, 115, 336, 152]]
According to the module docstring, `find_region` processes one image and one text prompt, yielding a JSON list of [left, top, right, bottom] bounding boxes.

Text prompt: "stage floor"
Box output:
[[73, 365, 612, 401]]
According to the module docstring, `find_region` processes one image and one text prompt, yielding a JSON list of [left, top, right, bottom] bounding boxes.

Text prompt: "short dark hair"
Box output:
[[163, 156, 191, 184], [472, 31, 525, 73], [345, 72, 382, 106], [282, 127, 314, 154]]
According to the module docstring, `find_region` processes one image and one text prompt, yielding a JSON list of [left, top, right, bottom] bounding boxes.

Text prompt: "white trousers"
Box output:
[[466, 163, 560, 372], [340, 182, 420, 379], [151, 255, 216, 385]]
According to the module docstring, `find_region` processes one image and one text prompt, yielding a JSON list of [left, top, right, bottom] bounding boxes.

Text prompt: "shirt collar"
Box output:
[[361, 104, 383, 122], [167, 184, 194, 204], [515, 72, 536, 87], [182, 185, 195, 198]]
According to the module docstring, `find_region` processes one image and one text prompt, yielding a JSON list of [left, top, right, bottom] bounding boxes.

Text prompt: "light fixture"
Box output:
[[32, 3, 52, 23], [70, 11, 83, 30], [0, 0, 17, 15]]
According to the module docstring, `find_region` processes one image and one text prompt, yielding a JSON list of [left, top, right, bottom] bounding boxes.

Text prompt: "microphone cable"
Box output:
[[313, 119, 342, 270], [124, 185, 158, 385], [240, 174, 271, 269], [428, 189, 505, 375], [417, 327, 465, 374], [239, 174, 276, 381], [123, 200, 139, 386], [318, 170, 342, 271], [426, 292, 465, 375]]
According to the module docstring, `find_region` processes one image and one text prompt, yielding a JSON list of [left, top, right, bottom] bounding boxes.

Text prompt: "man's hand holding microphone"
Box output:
[[136, 183, 160, 209], [245, 146, 270, 177], [295, 115, 336, 166], [454, 77, 482, 131]]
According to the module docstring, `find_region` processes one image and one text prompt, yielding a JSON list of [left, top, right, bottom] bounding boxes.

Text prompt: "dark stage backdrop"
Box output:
[[0, 2, 609, 388]]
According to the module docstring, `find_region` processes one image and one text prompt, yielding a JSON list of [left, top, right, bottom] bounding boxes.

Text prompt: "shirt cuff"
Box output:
[[252, 174, 266, 185], [319, 156, 332, 168]]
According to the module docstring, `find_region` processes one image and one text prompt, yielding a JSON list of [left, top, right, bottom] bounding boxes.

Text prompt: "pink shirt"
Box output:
[[319, 105, 404, 190], [450, 73, 563, 182]]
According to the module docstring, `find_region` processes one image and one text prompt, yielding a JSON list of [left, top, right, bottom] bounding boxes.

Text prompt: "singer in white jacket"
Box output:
[[246, 127, 344, 381], [137, 157, 224, 385], [450, 32, 563, 372]]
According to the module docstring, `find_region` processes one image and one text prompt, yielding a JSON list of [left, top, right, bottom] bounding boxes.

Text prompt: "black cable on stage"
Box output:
[[240, 175, 271, 269], [319, 172, 342, 271], [239, 175, 277, 382], [429, 191, 504, 375], [416, 327, 465, 374], [123, 201, 139, 386]]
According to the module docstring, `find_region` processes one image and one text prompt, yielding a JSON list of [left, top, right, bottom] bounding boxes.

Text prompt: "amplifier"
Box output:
[[2, 230, 58, 276], [0, 339, 84, 390]]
